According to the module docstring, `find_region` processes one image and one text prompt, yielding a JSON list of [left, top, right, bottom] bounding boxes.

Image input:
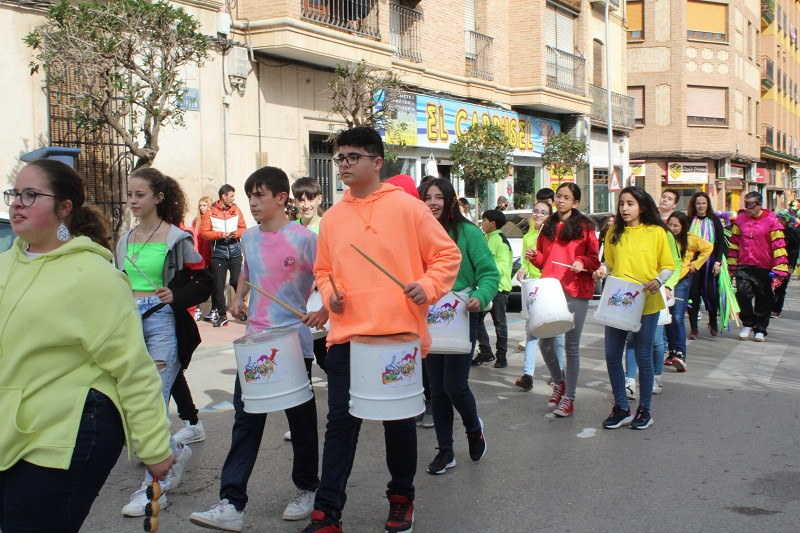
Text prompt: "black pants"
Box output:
[[219, 359, 319, 511], [688, 263, 719, 331], [0, 390, 124, 533], [476, 291, 509, 360], [736, 265, 774, 335], [171, 369, 199, 425], [211, 255, 242, 316], [773, 276, 790, 313]]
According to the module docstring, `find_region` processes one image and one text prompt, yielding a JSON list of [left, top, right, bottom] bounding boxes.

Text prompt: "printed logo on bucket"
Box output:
[[381, 347, 419, 386], [526, 286, 539, 309], [243, 348, 284, 384], [427, 299, 460, 328], [609, 289, 640, 309]]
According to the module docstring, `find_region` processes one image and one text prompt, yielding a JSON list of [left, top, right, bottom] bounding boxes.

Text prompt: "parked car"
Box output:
[[500, 209, 613, 310], [0, 212, 13, 253]]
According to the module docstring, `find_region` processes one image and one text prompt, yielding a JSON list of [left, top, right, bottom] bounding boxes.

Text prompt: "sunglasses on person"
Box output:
[[744, 201, 760, 209]]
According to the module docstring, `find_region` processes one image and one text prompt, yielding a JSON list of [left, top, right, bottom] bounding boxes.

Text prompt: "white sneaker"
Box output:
[[625, 377, 636, 400], [122, 482, 167, 517], [189, 499, 244, 531], [739, 326, 752, 340], [194, 308, 203, 321], [162, 443, 192, 491], [517, 341, 526, 351], [652, 375, 663, 395], [174, 420, 206, 445], [281, 489, 315, 521], [754, 332, 765, 342], [284, 430, 292, 441]]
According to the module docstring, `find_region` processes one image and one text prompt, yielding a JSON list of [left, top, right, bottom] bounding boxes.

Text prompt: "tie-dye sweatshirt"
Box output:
[[241, 222, 316, 358], [314, 183, 461, 355]]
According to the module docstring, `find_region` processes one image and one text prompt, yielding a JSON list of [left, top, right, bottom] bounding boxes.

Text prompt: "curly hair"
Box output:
[[129, 167, 187, 226]]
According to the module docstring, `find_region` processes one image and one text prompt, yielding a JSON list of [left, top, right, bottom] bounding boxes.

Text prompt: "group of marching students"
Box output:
[[2, 125, 798, 533]]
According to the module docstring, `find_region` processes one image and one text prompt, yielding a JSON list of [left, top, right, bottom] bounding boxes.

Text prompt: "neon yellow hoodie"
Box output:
[[0, 237, 171, 471], [485, 229, 512, 292]]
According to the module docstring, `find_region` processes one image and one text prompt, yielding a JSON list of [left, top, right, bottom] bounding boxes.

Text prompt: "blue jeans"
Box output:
[[665, 277, 690, 356], [427, 314, 481, 451], [522, 333, 564, 377], [0, 390, 124, 533], [605, 312, 660, 410], [624, 324, 665, 379], [314, 343, 416, 522], [137, 296, 181, 483], [220, 360, 318, 511]]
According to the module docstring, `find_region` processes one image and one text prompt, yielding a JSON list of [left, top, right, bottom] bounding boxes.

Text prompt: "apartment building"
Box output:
[[759, 0, 800, 209], [3, 0, 631, 223], [626, 0, 762, 212]]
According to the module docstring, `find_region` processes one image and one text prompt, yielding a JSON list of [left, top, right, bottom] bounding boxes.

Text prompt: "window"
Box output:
[[687, 86, 727, 125], [309, 133, 334, 209], [687, 1, 727, 42], [627, 1, 643, 40], [778, 68, 783, 92], [628, 86, 645, 125], [593, 39, 604, 87], [778, 6, 783, 32], [747, 96, 754, 134], [747, 22, 753, 59], [545, 3, 576, 53]]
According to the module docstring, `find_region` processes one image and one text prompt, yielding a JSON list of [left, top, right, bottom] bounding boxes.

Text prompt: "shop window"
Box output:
[[687, 0, 727, 42], [627, 1, 643, 41], [687, 86, 727, 126], [380, 157, 418, 181], [628, 86, 645, 125]]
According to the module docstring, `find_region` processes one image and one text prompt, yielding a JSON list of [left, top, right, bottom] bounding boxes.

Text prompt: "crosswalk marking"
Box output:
[[707, 342, 787, 382]]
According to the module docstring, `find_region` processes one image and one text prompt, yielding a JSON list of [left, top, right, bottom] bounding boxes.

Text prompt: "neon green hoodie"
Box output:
[[484, 229, 513, 292], [0, 237, 171, 471], [520, 226, 542, 279]]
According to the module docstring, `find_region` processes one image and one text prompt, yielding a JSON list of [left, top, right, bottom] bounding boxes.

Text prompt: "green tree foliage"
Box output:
[[450, 122, 513, 212], [25, 0, 209, 168], [541, 132, 589, 183]]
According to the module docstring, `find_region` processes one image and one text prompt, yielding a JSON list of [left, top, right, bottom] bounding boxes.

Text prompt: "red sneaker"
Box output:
[[553, 396, 574, 417], [385, 495, 414, 533], [299, 510, 342, 533], [547, 381, 566, 409]]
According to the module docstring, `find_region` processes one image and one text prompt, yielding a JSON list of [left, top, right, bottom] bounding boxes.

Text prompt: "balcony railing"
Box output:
[[761, 56, 774, 89], [465, 30, 494, 80], [545, 45, 586, 96], [301, 0, 381, 40], [589, 84, 635, 130], [762, 0, 775, 24], [390, 2, 422, 62], [761, 124, 774, 148]]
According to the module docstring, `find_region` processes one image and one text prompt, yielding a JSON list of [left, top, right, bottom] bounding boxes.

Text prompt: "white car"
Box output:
[[0, 212, 13, 253]]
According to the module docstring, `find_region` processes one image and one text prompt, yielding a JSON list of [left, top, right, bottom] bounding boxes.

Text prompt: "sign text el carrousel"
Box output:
[[378, 92, 560, 157]]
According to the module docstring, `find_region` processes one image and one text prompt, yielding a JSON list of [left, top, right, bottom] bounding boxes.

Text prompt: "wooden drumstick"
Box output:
[[125, 255, 159, 291], [551, 260, 587, 272], [245, 282, 305, 319], [350, 243, 407, 289], [328, 274, 341, 296]]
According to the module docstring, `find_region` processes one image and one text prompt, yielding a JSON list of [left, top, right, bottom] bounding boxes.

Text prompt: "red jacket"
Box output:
[[532, 220, 600, 299]]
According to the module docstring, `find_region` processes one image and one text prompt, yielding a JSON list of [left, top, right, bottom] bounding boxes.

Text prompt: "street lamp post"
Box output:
[[605, 0, 615, 212]]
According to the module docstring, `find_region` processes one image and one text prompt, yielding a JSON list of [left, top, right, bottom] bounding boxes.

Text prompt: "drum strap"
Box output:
[[141, 303, 167, 320]]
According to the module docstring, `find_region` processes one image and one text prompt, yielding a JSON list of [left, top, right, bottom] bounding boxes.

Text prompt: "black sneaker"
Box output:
[[493, 357, 507, 368], [602, 404, 634, 429], [471, 353, 495, 366], [630, 405, 653, 430], [385, 494, 414, 533], [300, 510, 342, 533], [515, 374, 533, 391], [213, 315, 229, 328], [427, 448, 456, 475], [466, 418, 486, 461]]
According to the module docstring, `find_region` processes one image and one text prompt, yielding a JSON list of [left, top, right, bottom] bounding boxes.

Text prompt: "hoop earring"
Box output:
[[57, 222, 71, 241]]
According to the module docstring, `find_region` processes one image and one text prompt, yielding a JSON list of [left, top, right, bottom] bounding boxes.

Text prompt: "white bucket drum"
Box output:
[[523, 278, 574, 338], [657, 286, 672, 326], [349, 332, 424, 421], [233, 327, 313, 414], [594, 276, 647, 332], [428, 290, 471, 354]]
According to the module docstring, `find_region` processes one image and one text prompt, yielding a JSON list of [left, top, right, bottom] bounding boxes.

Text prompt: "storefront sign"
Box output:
[[629, 162, 644, 186], [379, 92, 560, 157], [756, 168, 770, 184], [549, 165, 575, 188], [666, 162, 708, 184]]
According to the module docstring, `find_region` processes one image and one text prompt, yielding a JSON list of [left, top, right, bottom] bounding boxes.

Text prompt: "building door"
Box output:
[[309, 134, 333, 210]]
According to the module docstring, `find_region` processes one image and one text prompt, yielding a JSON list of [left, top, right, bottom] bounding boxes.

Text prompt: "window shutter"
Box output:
[[687, 1, 726, 34], [593, 40, 603, 86], [627, 1, 643, 33], [555, 9, 574, 52], [628, 87, 644, 120], [546, 5, 557, 47], [687, 86, 726, 119], [465, 0, 475, 32]]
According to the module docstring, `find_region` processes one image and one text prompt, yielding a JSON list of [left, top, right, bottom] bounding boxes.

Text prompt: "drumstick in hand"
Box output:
[[125, 255, 159, 291], [245, 282, 305, 319], [552, 260, 587, 272]]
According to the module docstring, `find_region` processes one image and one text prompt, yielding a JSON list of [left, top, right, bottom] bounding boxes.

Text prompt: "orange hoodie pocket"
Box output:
[[0, 388, 37, 469], [330, 286, 422, 340]]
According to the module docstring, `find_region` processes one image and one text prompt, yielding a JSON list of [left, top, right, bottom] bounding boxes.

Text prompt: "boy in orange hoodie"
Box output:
[[302, 127, 461, 533]]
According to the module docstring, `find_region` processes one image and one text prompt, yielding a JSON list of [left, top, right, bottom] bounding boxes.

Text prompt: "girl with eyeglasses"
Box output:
[[0, 160, 175, 532], [525, 183, 600, 417], [515, 200, 565, 391]]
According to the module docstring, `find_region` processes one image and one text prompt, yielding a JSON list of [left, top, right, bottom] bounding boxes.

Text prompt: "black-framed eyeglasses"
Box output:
[[332, 153, 380, 166], [4, 188, 57, 207], [531, 209, 550, 216], [744, 201, 760, 208]]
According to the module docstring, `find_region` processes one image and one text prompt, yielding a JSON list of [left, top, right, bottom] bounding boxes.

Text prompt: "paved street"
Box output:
[[84, 287, 800, 532]]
